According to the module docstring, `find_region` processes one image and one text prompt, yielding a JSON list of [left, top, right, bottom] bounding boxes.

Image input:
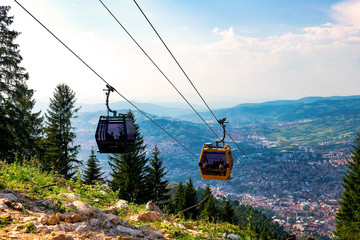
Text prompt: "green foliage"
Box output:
[[199, 184, 218, 222], [0, 160, 290, 240], [82, 148, 104, 185], [200, 194, 218, 222], [42, 84, 80, 179], [166, 182, 289, 239], [108, 110, 149, 204], [334, 133, 360, 239], [145, 145, 169, 206], [0, 216, 12, 229], [183, 178, 198, 219], [0, 6, 43, 162], [18, 222, 37, 233], [171, 182, 185, 214], [222, 200, 237, 224], [0, 160, 118, 210], [235, 204, 289, 240]]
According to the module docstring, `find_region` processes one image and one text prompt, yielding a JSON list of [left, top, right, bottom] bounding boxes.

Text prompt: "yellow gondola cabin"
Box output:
[[199, 143, 233, 181]]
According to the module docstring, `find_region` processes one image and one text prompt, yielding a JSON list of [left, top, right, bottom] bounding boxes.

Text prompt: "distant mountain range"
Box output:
[[177, 95, 360, 124], [72, 95, 360, 183]]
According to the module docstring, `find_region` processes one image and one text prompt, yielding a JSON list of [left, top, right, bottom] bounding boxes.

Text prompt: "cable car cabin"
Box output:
[[95, 114, 136, 153], [199, 143, 233, 181]]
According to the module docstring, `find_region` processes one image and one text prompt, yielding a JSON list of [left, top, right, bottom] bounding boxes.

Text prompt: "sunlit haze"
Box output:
[[4, 0, 360, 109]]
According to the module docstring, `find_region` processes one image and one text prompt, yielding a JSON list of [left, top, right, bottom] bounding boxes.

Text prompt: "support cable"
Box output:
[[132, 0, 219, 122], [227, 132, 281, 198], [230, 152, 279, 199], [131, 0, 282, 199], [99, 0, 221, 141], [14, 0, 198, 159], [16, 0, 284, 200]]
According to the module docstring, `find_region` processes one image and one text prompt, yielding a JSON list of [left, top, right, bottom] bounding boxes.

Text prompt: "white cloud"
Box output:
[[171, 0, 360, 101], [331, 0, 360, 27]]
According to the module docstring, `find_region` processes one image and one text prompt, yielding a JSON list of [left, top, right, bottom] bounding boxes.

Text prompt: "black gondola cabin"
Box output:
[[95, 114, 136, 153], [199, 143, 233, 181]]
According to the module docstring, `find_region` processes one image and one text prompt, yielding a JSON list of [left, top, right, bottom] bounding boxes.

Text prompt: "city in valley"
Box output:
[[201, 130, 349, 239], [75, 97, 359, 240]]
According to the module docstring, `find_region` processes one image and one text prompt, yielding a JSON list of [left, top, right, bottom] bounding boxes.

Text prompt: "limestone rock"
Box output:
[[58, 193, 80, 201], [8, 231, 21, 238], [34, 223, 51, 234], [65, 213, 81, 223], [35, 199, 55, 208], [51, 233, 74, 240], [103, 206, 118, 215], [12, 202, 24, 211], [138, 224, 157, 232], [46, 214, 59, 225], [92, 206, 105, 218], [69, 201, 93, 216], [97, 213, 133, 229], [137, 211, 161, 222], [56, 212, 66, 221], [75, 222, 92, 232], [116, 225, 143, 237], [54, 223, 79, 232], [3, 188, 15, 194], [149, 231, 167, 239], [227, 233, 239, 240], [115, 199, 129, 210], [89, 218, 99, 226], [1, 199, 24, 211], [145, 201, 163, 215], [0, 193, 18, 202], [0, 202, 9, 210], [38, 214, 48, 224]]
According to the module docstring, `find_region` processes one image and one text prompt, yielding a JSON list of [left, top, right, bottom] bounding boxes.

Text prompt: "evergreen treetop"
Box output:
[[334, 133, 360, 239], [83, 148, 104, 185], [43, 84, 80, 179], [0, 6, 42, 162], [146, 145, 169, 205], [222, 200, 237, 224], [183, 178, 198, 219], [108, 110, 149, 204], [171, 181, 185, 214]]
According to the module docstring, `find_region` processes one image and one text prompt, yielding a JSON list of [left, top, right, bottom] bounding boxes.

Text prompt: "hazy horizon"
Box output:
[[4, 0, 360, 110]]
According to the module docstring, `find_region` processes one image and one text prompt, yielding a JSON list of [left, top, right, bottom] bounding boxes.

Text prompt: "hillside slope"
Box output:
[[0, 161, 249, 240]]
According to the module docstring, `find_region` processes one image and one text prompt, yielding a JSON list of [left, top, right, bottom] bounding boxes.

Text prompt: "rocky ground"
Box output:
[[0, 188, 241, 240], [0, 188, 168, 240]]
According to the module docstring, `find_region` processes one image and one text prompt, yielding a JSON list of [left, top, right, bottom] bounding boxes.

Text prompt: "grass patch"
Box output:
[[0, 217, 13, 229], [18, 222, 38, 233]]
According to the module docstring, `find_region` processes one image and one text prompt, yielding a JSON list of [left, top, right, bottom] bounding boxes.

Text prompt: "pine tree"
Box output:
[[222, 200, 237, 224], [42, 84, 80, 179], [199, 184, 212, 212], [145, 145, 169, 205], [201, 195, 218, 222], [108, 110, 149, 204], [183, 178, 198, 219], [334, 133, 360, 239], [200, 184, 218, 221], [171, 182, 185, 214], [0, 6, 42, 162], [83, 148, 104, 185]]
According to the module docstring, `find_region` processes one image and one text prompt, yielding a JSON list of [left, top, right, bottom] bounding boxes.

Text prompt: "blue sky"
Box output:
[[3, 0, 360, 108]]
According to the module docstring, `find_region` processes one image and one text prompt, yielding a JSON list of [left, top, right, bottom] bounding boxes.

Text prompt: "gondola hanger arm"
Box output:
[[104, 84, 117, 117]]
